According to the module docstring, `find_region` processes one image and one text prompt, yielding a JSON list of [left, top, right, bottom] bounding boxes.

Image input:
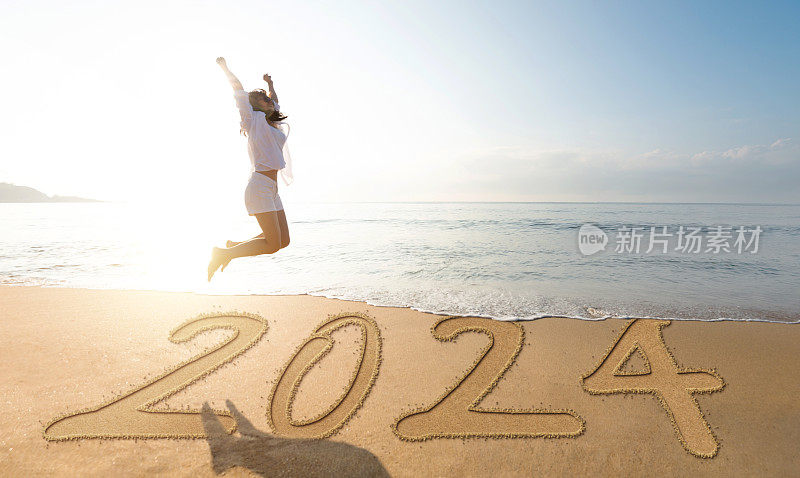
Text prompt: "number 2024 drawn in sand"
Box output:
[[43, 312, 724, 458]]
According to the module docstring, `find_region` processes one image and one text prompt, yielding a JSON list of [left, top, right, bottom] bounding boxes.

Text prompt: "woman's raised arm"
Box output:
[[263, 73, 279, 105], [217, 57, 244, 91]]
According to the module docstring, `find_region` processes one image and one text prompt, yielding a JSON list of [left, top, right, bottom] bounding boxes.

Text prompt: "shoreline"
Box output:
[[2, 285, 799, 476], [2, 283, 798, 325]]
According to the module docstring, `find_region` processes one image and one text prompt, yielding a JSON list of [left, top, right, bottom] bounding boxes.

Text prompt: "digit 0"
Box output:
[[268, 312, 382, 439]]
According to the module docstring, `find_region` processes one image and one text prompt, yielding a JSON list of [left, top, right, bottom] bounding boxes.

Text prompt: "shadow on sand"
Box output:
[[201, 400, 390, 477]]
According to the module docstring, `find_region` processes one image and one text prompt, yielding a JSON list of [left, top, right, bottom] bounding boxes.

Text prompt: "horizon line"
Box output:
[[66, 199, 800, 206]]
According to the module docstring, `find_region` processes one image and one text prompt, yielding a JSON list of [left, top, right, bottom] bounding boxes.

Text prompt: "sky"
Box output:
[[1, 0, 798, 205]]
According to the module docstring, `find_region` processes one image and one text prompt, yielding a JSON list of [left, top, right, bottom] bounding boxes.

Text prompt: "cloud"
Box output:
[[692, 137, 795, 165], [420, 139, 800, 202]]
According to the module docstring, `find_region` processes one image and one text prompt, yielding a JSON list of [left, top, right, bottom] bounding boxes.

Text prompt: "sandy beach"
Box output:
[[1, 285, 798, 476]]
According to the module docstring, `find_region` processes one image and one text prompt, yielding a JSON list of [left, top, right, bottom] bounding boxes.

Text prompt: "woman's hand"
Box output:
[[264, 73, 278, 104], [217, 57, 243, 90]]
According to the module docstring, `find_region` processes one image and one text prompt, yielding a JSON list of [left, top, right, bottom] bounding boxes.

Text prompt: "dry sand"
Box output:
[[1, 285, 798, 476]]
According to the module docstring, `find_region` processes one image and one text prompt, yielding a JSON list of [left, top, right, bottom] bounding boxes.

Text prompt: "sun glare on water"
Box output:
[[118, 198, 255, 293]]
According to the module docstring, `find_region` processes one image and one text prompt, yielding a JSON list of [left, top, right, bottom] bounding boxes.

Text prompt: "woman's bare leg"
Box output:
[[209, 211, 281, 281], [226, 233, 264, 248], [227, 208, 288, 249], [221, 235, 259, 271], [276, 209, 290, 249]]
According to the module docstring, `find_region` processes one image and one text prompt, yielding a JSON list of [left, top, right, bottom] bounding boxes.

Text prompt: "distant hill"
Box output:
[[0, 183, 102, 203]]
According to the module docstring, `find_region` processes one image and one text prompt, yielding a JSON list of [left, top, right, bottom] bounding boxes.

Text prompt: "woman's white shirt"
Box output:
[[233, 89, 294, 186]]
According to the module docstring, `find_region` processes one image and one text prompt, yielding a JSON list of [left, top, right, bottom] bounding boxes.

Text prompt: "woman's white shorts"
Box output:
[[244, 171, 284, 215]]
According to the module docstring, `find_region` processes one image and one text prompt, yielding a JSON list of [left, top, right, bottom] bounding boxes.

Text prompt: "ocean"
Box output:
[[1, 201, 798, 323]]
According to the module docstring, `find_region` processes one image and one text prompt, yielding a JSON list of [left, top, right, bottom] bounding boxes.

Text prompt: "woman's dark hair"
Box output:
[[248, 89, 288, 122]]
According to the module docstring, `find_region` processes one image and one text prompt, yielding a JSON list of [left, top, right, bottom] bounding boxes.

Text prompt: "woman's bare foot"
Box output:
[[208, 247, 229, 281], [221, 253, 232, 272], [218, 242, 240, 272]]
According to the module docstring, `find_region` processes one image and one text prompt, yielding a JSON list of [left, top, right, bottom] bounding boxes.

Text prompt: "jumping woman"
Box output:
[[208, 57, 294, 281]]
